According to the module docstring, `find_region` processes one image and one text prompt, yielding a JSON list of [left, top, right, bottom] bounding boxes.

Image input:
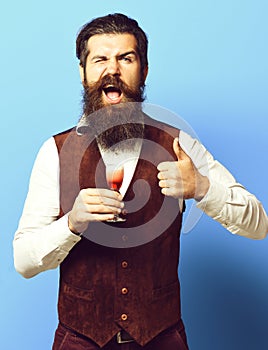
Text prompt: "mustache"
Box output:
[[86, 74, 145, 102]]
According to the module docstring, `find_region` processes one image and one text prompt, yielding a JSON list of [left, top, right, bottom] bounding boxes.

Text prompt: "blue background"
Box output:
[[1, 1, 268, 349]]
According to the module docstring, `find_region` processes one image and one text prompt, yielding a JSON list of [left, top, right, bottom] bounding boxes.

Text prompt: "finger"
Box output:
[[158, 179, 181, 189], [85, 195, 124, 209], [157, 163, 180, 180], [157, 161, 174, 172], [86, 203, 123, 214], [173, 137, 188, 161], [157, 171, 167, 180], [160, 187, 183, 198], [88, 213, 116, 222], [82, 188, 123, 200]]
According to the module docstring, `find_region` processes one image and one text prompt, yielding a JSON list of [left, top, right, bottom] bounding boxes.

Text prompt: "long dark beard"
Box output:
[[79, 75, 145, 151]]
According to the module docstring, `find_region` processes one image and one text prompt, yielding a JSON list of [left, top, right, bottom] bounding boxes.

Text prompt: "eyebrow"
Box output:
[[118, 51, 137, 59], [91, 50, 138, 61]]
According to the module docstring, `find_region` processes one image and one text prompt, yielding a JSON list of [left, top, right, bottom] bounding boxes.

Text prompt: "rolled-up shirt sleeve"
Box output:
[[179, 131, 268, 239], [13, 137, 81, 278]]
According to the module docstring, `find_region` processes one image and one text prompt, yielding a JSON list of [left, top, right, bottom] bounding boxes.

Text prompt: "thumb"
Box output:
[[173, 137, 188, 160]]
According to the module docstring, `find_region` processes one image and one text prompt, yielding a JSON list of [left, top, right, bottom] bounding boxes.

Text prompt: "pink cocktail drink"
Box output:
[[105, 165, 126, 222], [106, 166, 124, 192]]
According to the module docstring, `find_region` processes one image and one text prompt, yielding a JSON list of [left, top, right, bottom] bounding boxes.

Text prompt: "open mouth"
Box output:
[[103, 85, 122, 103]]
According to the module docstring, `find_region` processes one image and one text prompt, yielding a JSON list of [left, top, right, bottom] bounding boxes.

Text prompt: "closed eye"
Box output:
[[92, 56, 107, 63]]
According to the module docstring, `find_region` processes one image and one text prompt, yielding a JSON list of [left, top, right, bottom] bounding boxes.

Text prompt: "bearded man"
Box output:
[[13, 13, 267, 350]]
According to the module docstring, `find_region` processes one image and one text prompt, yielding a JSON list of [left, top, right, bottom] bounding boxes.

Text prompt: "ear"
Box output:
[[79, 64, 85, 84], [142, 65, 149, 83]]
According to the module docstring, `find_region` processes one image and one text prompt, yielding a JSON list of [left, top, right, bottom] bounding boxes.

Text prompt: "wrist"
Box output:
[[68, 214, 83, 236], [194, 175, 210, 202]]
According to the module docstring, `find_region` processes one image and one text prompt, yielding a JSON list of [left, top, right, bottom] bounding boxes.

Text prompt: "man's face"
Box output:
[[79, 33, 148, 107]]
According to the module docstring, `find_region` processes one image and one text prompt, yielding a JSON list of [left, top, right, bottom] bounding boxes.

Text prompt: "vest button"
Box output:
[[121, 313, 128, 321], [121, 287, 128, 295], [122, 234, 128, 242], [121, 261, 128, 268]]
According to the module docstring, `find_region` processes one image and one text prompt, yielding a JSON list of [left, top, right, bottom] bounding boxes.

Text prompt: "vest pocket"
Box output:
[[63, 282, 95, 301], [152, 280, 179, 300]]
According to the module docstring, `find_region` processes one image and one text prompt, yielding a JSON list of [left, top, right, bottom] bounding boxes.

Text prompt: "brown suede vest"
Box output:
[[54, 116, 183, 347]]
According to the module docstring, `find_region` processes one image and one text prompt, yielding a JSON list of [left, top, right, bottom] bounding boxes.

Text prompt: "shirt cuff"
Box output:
[[40, 215, 81, 268], [196, 181, 228, 218], [49, 214, 82, 252]]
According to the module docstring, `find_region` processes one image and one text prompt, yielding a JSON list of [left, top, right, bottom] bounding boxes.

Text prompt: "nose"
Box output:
[[106, 58, 120, 75]]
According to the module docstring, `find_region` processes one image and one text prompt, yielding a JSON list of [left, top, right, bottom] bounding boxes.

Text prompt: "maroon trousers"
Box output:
[[52, 321, 189, 350]]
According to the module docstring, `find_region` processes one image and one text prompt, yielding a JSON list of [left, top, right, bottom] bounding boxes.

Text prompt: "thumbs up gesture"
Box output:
[[157, 137, 210, 201]]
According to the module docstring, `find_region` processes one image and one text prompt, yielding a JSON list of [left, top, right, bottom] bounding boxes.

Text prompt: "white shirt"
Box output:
[[13, 131, 268, 278]]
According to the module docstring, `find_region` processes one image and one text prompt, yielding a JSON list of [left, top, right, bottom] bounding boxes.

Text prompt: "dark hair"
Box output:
[[76, 13, 148, 73]]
